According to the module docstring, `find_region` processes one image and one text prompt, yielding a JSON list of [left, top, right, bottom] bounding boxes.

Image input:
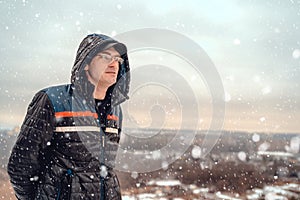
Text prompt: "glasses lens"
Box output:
[[98, 54, 124, 64]]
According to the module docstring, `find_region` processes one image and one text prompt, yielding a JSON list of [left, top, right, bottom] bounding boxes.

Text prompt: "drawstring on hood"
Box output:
[[71, 34, 130, 106]]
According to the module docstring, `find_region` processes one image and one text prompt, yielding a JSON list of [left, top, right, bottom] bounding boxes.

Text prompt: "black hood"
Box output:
[[70, 33, 130, 106]]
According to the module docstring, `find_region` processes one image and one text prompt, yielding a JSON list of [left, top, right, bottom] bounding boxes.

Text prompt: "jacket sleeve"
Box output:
[[7, 91, 55, 200]]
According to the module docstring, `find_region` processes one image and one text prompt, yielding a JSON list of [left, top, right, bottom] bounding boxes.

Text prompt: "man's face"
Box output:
[[84, 47, 121, 89]]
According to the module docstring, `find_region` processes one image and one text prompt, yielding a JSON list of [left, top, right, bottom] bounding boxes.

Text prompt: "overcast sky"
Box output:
[[0, 0, 299, 133]]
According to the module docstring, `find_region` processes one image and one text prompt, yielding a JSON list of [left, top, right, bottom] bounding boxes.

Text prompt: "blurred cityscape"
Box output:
[[0, 127, 299, 199]]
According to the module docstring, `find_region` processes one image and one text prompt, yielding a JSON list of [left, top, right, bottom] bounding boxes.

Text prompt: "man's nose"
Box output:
[[109, 59, 119, 68]]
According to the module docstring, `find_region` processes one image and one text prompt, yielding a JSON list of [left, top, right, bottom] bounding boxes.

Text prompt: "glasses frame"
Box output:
[[96, 53, 124, 65]]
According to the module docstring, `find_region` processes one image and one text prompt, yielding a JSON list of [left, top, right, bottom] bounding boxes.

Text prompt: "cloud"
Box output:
[[0, 0, 299, 132]]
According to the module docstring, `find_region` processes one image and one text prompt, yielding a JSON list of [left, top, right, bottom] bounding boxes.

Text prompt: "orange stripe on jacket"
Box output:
[[107, 114, 118, 121], [55, 111, 98, 119]]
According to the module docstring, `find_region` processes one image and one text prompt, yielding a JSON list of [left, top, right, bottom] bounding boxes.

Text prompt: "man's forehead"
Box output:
[[101, 47, 120, 56]]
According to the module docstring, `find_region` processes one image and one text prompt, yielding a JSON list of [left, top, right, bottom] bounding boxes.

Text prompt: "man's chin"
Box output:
[[108, 79, 117, 87]]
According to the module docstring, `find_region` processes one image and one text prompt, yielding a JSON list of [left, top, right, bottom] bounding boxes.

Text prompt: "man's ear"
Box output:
[[84, 64, 89, 71]]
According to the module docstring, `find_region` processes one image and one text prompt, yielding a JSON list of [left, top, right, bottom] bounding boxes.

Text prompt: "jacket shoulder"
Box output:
[[40, 84, 72, 112], [40, 84, 70, 93]]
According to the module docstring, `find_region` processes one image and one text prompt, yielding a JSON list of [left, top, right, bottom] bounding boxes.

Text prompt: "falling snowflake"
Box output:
[[261, 86, 272, 95], [29, 176, 39, 181], [152, 150, 161, 159], [285, 136, 300, 153], [252, 75, 261, 83], [259, 117, 266, 122], [224, 92, 231, 102], [131, 171, 138, 179], [258, 142, 270, 151], [238, 151, 247, 161], [292, 49, 300, 59], [117, 4, 122, 10], [233, 38, 241, 45], [161, 161, 169, 170], [100, 165, 108, 178], [191, 145, 201, 159], [252, 133, 260, 142], [111, 30, 117, 37]]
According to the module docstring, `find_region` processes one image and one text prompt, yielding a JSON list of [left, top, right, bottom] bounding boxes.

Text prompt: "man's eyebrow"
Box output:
[[101, 51, 121, 57]]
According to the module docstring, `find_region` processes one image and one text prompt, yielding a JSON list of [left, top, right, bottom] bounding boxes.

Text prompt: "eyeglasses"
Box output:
[[96, 53, 124, 65]]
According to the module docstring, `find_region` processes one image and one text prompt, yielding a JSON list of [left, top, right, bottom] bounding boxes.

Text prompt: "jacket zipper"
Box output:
[[96, 105, 112, 200], [98, 114, 107, 200]]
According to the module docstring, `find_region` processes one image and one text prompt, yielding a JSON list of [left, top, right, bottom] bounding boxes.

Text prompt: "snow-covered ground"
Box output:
[[122, 179, 300, 200]]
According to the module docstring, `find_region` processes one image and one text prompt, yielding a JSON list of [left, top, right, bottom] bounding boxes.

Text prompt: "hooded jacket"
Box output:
[[7, 34, 130, 200]]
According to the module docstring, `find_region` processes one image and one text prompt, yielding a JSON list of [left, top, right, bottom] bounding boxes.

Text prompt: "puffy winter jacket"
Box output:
[[7, 34, 130, 200]]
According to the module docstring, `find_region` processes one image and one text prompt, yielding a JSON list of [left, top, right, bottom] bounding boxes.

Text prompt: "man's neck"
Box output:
[[93, 86, 108, 100]]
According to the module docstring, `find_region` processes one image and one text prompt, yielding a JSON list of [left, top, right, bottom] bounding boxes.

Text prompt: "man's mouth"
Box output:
[[105, 71, 116, 74]]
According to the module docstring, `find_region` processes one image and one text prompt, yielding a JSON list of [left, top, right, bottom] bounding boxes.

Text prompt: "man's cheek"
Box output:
[[93, 69, 104, 79]]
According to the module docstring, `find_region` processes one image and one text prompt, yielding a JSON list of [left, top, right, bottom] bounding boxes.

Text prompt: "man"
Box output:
[[7, 33, 130, 199]]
